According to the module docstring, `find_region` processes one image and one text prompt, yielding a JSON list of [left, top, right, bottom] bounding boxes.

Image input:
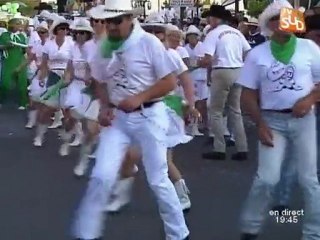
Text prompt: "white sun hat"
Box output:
[[258, 0, 293, 37], [70, 18, 94, 33], [88, 0, 143, 19], [245, 17, 259, 26], [87, 4, 106, 19], [142, 12, 166, 26], [49, 16, 69, 34], [186, 25, 201, 35], [36, 21, 49, 31]]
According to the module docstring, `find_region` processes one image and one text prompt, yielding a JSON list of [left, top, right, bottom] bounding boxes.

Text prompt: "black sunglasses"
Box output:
[[106, 16, 125, 25], [37, 31, 48, 34], [74, 31, 87, 35], [91, 18, 105, 24], [270, 15, 280, 21]]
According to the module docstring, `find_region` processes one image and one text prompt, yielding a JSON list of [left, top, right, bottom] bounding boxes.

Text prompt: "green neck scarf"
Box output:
[[101, 36, 125, 58], [270, 35, 297, 64]]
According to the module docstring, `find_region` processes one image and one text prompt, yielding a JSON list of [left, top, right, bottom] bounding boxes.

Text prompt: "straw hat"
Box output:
[[70, 18, 94, 33], [87, 0, 142, 19], [258, 0, 293, 37], [246, 17, 258, 26], [142, 12, 166, 27]]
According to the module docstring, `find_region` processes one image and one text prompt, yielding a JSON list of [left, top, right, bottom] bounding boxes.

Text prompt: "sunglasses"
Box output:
[[91, 19, 105, 24], [142, 26, 165, 34], [270, 15, 280, 21], [106, 16, 125, 25], [37, 31, 48, 34], [74, 31, 86, 35]]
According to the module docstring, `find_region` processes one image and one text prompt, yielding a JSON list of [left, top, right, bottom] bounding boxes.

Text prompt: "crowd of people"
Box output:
[[1, 0, 320, 239]]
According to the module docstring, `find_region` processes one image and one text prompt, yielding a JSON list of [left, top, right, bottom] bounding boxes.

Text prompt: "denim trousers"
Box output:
[[71, 102, 189, 240], [241, 111, 320, 240]]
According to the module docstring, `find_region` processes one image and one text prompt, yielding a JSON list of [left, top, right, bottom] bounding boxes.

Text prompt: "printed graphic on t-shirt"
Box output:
[[266, 61, 303, 92], [113, 52, 136, 90]]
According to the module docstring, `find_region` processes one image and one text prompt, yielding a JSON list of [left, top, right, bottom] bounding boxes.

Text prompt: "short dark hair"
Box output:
[[72, 31, 93, 41], [53, 23, 69, 35]]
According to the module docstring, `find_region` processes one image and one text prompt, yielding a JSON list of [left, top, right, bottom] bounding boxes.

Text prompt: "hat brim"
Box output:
[[91, 9, 142, 19], [142, 22, 166, 27], [49, 19, 69, 33], [70, 26, 94, 33], [245, 22, 258, 26]]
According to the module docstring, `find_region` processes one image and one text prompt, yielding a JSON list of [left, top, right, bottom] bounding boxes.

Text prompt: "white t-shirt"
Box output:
[[43, 38, 73, 75], [185, 42, 207, 81], [70, 43, 88, 80], [31, 40, 47, 67], [237, 38, 320, 110], [202, 24, 251, 68], [176, 45, 189, 59], [103, 33, 177, 106]]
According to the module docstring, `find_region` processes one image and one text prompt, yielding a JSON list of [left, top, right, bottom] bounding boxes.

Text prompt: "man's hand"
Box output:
[[118, 95, 144, 113], [292, 95, 314, 118], [258, 121, 273, 147], [98, 107, 114, 126]]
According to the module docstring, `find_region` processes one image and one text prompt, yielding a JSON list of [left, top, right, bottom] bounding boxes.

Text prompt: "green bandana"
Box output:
[[270, 35, 297, 65], [101, 36, 125, 58]]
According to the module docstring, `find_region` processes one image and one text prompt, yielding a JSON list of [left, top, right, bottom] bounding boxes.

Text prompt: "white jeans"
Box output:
[[71, 102, 189, 240]]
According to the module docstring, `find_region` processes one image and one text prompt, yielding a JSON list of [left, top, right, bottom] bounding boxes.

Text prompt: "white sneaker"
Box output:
[[105, 177, 135, 212], [73, 159, 89, 177], [48, 120, 62, 129], [59, 143, 70, 156], [25, 111, 37, 129], [174, 179, 191, 211], [25, 122, 34, 129], [33, 136, 43, 147], [88, 153, 96, 159], [18, 106, 26, 110], [69, 136, 82, 147]]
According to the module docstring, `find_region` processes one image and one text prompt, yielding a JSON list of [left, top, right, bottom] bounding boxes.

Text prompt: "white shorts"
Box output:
[[28, 76, 47, 102], [194, 80, 209, 101]]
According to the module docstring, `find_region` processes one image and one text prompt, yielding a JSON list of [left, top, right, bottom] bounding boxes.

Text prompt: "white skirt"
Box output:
[[165, 106, 193, 148], [65, 80, 100, 121], [28, 76, 47, 102]]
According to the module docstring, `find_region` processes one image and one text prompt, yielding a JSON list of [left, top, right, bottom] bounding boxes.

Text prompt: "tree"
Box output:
[[246, 0, 270, 18]]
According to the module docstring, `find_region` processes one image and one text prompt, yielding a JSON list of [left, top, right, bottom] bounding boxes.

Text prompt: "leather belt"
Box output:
[[112, 101, 160, 112], [213, 67, 241, 70], [263, 109, 292, 113]]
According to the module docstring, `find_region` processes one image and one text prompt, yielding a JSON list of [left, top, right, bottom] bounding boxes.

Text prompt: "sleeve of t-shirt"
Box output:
[[201, 31, 217, 56], [177, 46, 189, 59], [148, 36, 177, 80], [308, 40, 320, 82], [174, 53, 188, 76], [236, 51, 259, 89]]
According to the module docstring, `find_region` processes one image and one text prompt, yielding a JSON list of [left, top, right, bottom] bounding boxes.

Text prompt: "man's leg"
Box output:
[[202, 69, 230, 160], [17, 71, 28, 108], [291, 112, 320, 240], [71, 125, 130, 240]]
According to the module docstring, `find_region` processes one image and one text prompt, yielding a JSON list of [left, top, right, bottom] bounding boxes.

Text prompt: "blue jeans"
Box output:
[[240, 111, 320, 239]]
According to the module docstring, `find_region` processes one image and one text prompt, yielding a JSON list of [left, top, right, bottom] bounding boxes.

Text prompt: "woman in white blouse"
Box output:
[[33, 17, 73, 148]]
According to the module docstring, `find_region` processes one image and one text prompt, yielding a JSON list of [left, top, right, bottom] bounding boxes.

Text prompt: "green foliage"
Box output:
[[246, 0, 269, 18]]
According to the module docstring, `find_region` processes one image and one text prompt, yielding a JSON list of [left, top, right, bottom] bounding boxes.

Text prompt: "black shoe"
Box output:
[[202, 151, 226, 160], [240, 233, 258, 240], [232, 152, 248, 161], [272, 205, 289, 216]]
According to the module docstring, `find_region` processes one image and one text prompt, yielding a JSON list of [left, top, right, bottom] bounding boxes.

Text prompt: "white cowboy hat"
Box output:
[[142, 12, 166, 27], [258, 0, 293, 37], [49, 16, 69, 33], [186, 25, 201, 35], [70, 18, 94, 33], [245, 17, 258, 26], [88, 0, 143, 19], [86, 4, 106, 19], [36, 21, 49, 31]]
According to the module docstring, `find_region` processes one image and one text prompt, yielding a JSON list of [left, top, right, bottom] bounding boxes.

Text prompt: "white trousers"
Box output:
[[72, 102, 189, 240]]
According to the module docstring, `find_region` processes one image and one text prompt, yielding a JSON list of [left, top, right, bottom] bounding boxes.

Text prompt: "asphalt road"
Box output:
[[0, 106, 303, 240]]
